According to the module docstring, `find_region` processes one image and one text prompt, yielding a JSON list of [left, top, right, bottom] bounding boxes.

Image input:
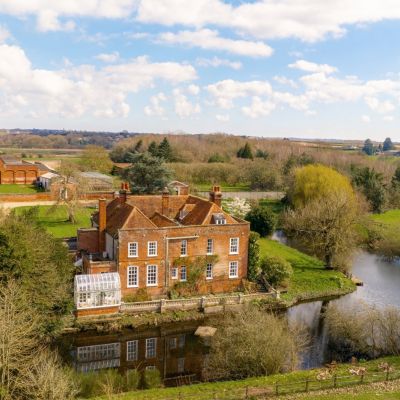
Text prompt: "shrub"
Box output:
[[247, 231, 260, 282], [259, 255, 293, 288], [122, 288, 150, 302], [125, 369, 141, 391], [142, 369, 162, 389], [245, 205, 277, 237]]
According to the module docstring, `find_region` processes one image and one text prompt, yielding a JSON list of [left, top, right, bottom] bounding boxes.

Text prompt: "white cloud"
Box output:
[[242, 96, 276, 118], [383, 115, 394, 122], [173, 89, 201, 118], [364, 96, 395, 114], [144, 92, 167, 116], [187, 84, 200, 95], [0, 44, 196, 119], [95, 52, 120, 63], [207, 79, 272, 109], [273, 75, 298, 88], [289, 60, 337, 74], [362, 115, 371, 123], [0, 0, 136, 31], [135, 0, 400, 42], [158, 29, 273, 57], [216, 114, 229, 122], [196, 56, 242, 70]]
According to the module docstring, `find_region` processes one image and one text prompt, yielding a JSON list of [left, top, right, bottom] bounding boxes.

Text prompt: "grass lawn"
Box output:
[[95, 356, 400, 399], [371, 209, 400, 226], [195, 183, 250, 192], [14, 205, 94, 238], [0, 184, 39, 194], [259, 198, 285, 215], [258, 238, 355, 303]]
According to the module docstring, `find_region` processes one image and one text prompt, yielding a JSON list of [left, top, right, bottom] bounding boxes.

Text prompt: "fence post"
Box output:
[[333, 375, 337, 388], [160, 299, 166, 313], [201, 296, 206, 311], [360, 373, 364, 384], [305, 378, 309, 392], [275, 383, 279, 396]]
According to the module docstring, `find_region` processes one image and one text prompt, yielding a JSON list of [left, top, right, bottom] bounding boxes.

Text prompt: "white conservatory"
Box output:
[[74, 273, 121, 310]]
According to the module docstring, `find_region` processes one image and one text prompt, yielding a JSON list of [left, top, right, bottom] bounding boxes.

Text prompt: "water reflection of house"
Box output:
[[67, 323, 208, 386]]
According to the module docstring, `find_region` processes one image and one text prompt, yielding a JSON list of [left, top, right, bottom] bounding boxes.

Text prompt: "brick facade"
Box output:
[[77, 186, 250, 310], [0, 157, 42, 184]]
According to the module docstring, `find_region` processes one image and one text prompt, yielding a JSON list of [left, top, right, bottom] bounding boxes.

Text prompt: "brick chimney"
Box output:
[[209, 185, 222, 207], [119, 182, 127, 204], [162, 187, 169, 216], [98, 198, 107, 253]]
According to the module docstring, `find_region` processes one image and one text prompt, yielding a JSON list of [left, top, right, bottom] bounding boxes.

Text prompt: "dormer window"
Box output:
[[213, 213, 226, 225]]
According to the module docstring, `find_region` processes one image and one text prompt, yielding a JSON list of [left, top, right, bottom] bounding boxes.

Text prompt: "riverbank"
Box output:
[[94, 356, 400, 400]]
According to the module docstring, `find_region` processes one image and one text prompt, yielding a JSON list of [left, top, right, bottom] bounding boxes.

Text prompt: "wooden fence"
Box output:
[[137, 369, 400, 399], [120, 292, 275, 314]]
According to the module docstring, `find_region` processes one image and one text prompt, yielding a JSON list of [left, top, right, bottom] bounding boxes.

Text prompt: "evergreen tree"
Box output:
[[148, 141, 158, 157], [383, 137, 394, 151], [124, 152, 172, 194], [237, 142, 254, 159], [362, 139, 375, 156], [392, 166, 400, 188], [157, 137, 174, 161], [255, 149, 269, 159]]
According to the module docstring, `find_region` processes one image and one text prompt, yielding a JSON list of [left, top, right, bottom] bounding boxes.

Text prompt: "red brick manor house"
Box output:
[[75, 183, 250, 315]]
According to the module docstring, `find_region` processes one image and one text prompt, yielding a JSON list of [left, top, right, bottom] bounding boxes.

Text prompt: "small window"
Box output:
[[145, 338, 157, 359], [171, 267, 178, 279], [147, 265, 158, 286], [181, 240, 187, 256], [127, 266, 139, 288], [180, 266, 187, 282], [169, 337, 177, 349], [126, 340, 138, 361], [229, 261, 239, 278], [177, 357, 185, 373], [206, 263, 213, 280], [128, 242, 138, 258], [229, 238, 239, 254], [206, 239, 213, 255], [148, 241, 157, 257]]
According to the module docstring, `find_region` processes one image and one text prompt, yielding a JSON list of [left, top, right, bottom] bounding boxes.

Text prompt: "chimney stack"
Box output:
[[209, 185, 222, 207], [162, 187, 169, 216], [98, 198, 107, 253], [119, 182, 127, 203]]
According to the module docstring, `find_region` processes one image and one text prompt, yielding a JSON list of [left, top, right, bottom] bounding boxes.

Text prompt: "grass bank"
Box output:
[[0, 184, 39, 194], [258, 238, 355, 304], [94, 356, 400, 400], [14, 205, 94, 238]]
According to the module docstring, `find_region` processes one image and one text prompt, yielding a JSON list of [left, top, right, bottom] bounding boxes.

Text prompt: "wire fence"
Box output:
[[135, 369, 400, 400]]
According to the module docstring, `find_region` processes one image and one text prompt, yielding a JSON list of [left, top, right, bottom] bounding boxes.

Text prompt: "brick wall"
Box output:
[[0, 191, 115, 203]]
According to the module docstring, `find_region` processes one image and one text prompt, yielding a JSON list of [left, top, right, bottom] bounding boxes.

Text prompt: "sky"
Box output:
[[0, 1, 400, 140]]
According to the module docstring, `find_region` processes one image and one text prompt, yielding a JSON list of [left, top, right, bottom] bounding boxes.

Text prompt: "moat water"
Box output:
[[58, 246, 400, 385]]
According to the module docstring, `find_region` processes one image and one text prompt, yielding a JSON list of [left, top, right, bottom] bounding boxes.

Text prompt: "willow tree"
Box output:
[[284, 164, 359, 270]]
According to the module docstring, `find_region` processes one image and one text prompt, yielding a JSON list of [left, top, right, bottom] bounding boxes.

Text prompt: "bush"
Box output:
[[245, 205, 277, 237], [142, 369, 162, 389], [259, 255, 293, 288], [125, 369, 141, 391], [122, 288, 150, 302]]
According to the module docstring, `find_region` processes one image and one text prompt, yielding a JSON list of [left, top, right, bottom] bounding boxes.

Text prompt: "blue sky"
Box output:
[[0, 1, 400, 140]]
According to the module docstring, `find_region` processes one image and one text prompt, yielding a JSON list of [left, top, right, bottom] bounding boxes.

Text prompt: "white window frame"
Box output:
[[229, 238, 239, 254], [127, 266, 139, 288], [146, 265, 158, 287], [206, 238, 213, 255], [128, 242, 138, 258], [145, 338, 157, 359], [180, 266, 187, 282], [216, 218, 226, 225], [206, 263, 213, 280], [180, 240, 187, 256], [171, 267, 178, 280], [126, 340, 138, 361], [229, 261, 239, 278], [147, 241, 157, 257]]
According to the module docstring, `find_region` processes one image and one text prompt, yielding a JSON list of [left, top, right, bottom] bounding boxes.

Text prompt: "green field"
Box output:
[[371, 209, 400, 225], [14, 205, 94, 238], [0, 184, 39, 194], [95, 356, 400, 400], [258, 238, 355, 303], [195, 183, 250, 192]]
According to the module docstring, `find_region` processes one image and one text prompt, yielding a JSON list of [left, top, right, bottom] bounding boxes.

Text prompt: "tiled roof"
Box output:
[[94, 193, 240, 235]]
